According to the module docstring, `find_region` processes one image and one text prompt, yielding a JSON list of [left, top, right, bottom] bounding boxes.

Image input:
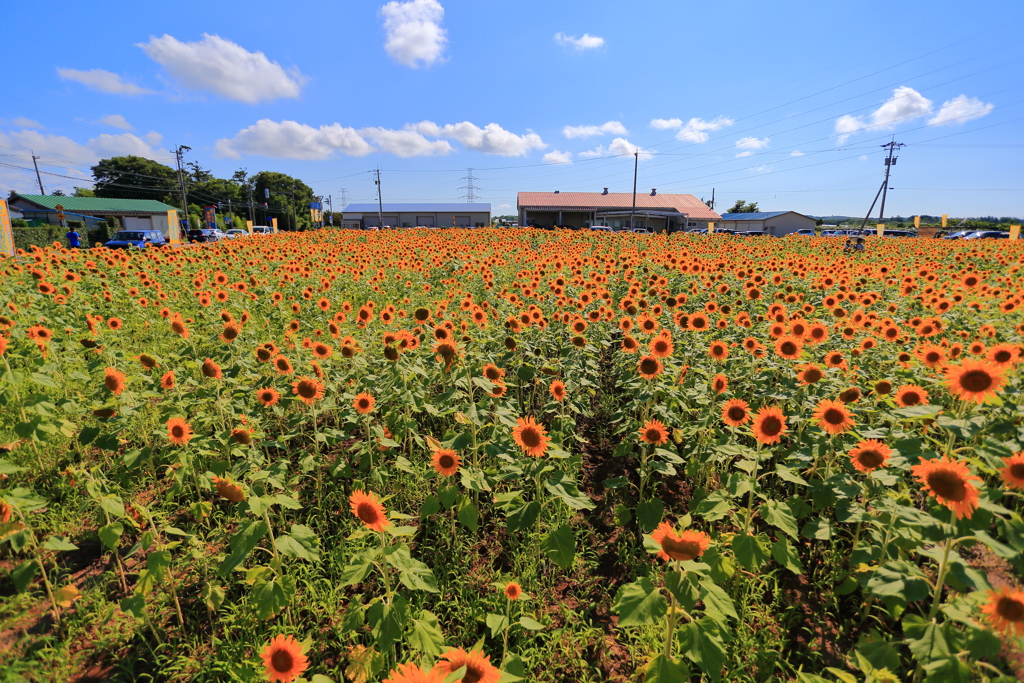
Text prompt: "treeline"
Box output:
[[88, 156, 323, 231]]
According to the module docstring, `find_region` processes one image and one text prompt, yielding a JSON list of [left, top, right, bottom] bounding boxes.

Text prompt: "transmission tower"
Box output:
[[859, 139, 904, 231], [459, 168, 479, 203], [338, 188, 349, 210]]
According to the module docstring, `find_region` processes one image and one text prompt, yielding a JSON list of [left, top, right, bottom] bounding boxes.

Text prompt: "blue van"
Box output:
[[105, 230, 167, 249]]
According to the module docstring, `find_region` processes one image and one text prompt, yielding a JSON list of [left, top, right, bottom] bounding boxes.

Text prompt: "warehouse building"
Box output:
[[517, 190, 720, 233], [8, 194, 180, 236], [717, 210, 816, 236], [341, 203, 492, 229]]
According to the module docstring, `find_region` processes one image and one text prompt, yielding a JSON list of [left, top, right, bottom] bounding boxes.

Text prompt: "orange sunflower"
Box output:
[[751, 406, 787, 445], [911, 456, 982, 520], [104, 367, 126, 395], [980, 587, 1024, 637], [260, 634, 308, 683], [711, 373, 729, 395], [257, 387, 281, 406], [811, 399, 856, 436], [894, 384, 929, 407], [353, 392, 376, 414], [999, 452, 1024, 490], [796, 363, 824, 385], [504, 582, 522, 600], [432, 648, 501, 683], [166, 417, 193, 445], [211, 476, 245, 503], [649, 333, 674, 359], [512, 416, 549, 457], [349, 489, 390, 532], [201, 358, 222, 379], [774, 335, 803, 360], [637, 355, 663, 380], [721, 399, 750, 427], [650, 522, 711, 562], [848, 440, 892, 473], [159, 370, 175, 390], [432, 449, 461, 477], [383, 662, 446, 683], [292, 376, 325, 405], [549, 379, 566, 402], [638, 419, 669, 445], [943, 359, 1006, 404]]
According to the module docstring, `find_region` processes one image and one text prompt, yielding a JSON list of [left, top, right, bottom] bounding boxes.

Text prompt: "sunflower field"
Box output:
[[1, 229, 1023, 683]]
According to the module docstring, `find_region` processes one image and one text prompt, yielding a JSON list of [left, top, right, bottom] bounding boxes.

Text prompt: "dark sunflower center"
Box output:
[[926, 469, 967, 502], [520, 427, 541, 448], [298, 382, 316, 398], [805, 369, 823, 383], [171, 426, 184, 438], [1009, 463, 1024, 480], [645, 428, 661, 442], [823, 408, 845, 425], [926, 352, 940, 363], [660, 536, 701, 562], [781, 342, 797, 355], [875, 381, 892, 394], [857, 449, 884, 469], [358, 399, 370, 410], [463, 663, 485, 683], [994, 350, 1011, 362], [959, 370, 992, 393], [902, 392, 921, 406], [692, 319, 706, 329], [727, 407, 746, 422], [997, 596, 1024, 622], [761, 416, 782, 437], [271, 649, 294, 673], [485, 369, 500, 380], [357, 502, 379, 524], [439, 455, 455, 469], [639, 359, 659, 375], [654, 341, 669, 353], [223, 328, 238, 339]]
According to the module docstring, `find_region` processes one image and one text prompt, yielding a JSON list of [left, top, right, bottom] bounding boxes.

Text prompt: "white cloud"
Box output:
[[427, 121, 545, 156], [736, 136, 770, 150], [578, 146, 605, 158], [144, 131, 163, 146], [608, 138, 652, 161], [554, 32, 605, 51], [927, 95, 994, 126], [497, 203, 512, 209], [138, 34, 305, 103], [543, 150, 573, 164], [57, 68, 154, 96], [97, 114, 133, 131], [650, 116, 734, 143], [790, 150, 804, 157], [736, 151, 753, 158], [214, 119, 374, 159], [859, 155, 868, 161], [0, 129, 168, 173], [834, 86, 933, 143], [751, 165, 771, 173], [380, 0, 447, 68], [562, 121, 627, 139], [359, 127, 453, 157], [10, 117, 43, 129]]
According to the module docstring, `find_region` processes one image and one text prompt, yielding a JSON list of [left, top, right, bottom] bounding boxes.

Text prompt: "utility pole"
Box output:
[[327, 195, 333, 227], [459, 168, 478, 203], [629, 150, 638, 230], [247, 184, 255, 225], [374, 169, 384, 228], [174, 145, 191, 232], [31, 153, 45, 195], [859, 139, 904, 231]]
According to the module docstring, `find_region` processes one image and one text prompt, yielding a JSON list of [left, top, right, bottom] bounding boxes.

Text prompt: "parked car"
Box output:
[[942, 230, 973, 240], [104, 230, 167, 249], [589, 225, 614, 233], [964, 230, 1009, 240], [881, 230, 918, 238], [187, 229, 221, 243], [224, 229, 249, 239], [251, 225, 274, 235], [789, 228, 817, 237], [738, 231, 770, 237]]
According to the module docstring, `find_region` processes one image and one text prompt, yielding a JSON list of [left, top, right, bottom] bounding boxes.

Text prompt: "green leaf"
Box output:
[[99, 495, 125, 519], [42, 536, 78, 551], [119, 594, 146, 619], [217, 520, 268, 577], [866, 561, 930, 605], [457, 502, 479, 532], [98, 522, 124, 551], [276, 524, 321, 562], [505, 500, 540, 533], [386, 544, 440, 593], [699, 578, 737, 626], [201, 583, 226, 612], [693, 490, 733, 522], [665, 570, 700, 611], [612, 578, 667, 627], [339, 560, 372, 587], [636, 499, 664, 534], [420, 495, 441, 518], [760, 500, 798, 539], [30, 372, 58, 389], [252, 574, 296, 620], [485, 612, 509, 638], [408, 610, 445, 658], [903, 615, 950, 665], [77, 427, 100, 446], [678, 616, 728, 681], [368, 597, 411, 649], [731, 533, 767, 571], [11, 560, 37, 593], [774, 464, 808, 486], [518, 616, 545, 630], [146, 550, 172, 582], [854, 634, 901, 674], [542, 524, 575, 570], [800, 518, 834, 540], [643, 653, 690, 682], [544, 471, 596, 511], [771, 537, 804, 574]]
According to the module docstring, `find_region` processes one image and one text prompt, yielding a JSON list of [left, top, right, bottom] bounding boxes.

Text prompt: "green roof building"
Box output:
[[9, 194, 180, 235]]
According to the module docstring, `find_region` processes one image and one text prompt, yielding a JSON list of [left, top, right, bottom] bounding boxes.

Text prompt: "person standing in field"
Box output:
[[66, 227, 81, 249]]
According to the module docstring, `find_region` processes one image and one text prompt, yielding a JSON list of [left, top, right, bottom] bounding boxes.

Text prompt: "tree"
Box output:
[[727, 199, 759, 214], [252, 171, 314, 231], [51, 189, 66, 196], [91, 156, 177, 203], [73, 187, 95, 197]]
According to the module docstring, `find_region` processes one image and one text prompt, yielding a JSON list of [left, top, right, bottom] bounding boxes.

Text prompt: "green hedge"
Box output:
[[12, 222, 110, 251]]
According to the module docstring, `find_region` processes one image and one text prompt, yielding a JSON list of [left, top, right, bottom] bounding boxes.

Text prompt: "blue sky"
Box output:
[[1, 0, 1022, 218]]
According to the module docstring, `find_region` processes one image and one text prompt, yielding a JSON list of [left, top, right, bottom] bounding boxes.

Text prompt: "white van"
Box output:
[[251, 225, 274, 235]]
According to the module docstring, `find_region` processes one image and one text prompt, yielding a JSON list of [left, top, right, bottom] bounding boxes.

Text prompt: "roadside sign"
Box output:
[[55, 203, 66, 222]]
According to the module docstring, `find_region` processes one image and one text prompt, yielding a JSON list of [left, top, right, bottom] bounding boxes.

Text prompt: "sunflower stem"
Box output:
[[926, 508, 958, 623], [378, 530, 393, 604]]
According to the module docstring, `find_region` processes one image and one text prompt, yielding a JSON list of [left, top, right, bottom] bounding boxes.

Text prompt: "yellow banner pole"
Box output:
[[1010, 225, 1021, 240], [876, 223, 885, 237], [707, 221, 715, 235], [941, 214, 948, 228], [0, 199, 13, 256], [913, 216, 920, 229]]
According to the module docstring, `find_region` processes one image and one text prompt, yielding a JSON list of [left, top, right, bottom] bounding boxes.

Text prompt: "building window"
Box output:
[[688, 222, 697, 226]]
